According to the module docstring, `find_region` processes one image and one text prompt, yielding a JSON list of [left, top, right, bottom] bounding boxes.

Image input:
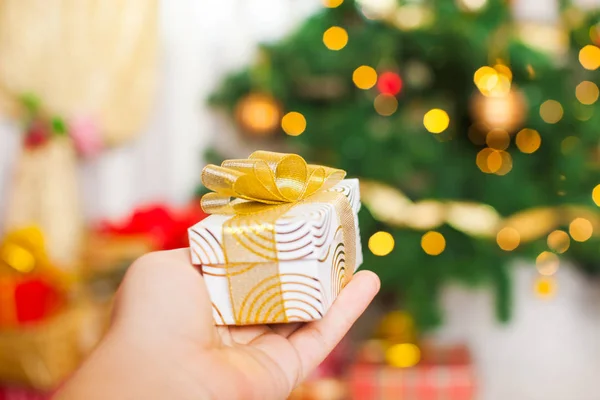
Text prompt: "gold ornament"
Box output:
[[470, 89, 527, 133], [235, 93, 282, 136]]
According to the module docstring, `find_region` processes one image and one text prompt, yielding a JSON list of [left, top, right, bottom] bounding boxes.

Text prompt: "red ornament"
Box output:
[[14, 276, 63, 324], [23, 121, 49, 150], [377, 72, 403, 96]]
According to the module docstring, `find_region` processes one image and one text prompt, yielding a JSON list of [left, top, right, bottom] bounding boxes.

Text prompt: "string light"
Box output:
[[323, 26, 348, 50], [547, 230, 570, 253], [369, 231, 395, 256], [486, 129, 510, 150], [579, 45, 600, 70], [377, 72, 403, 95], [423, 109, 449, 133], [569, 218, 593, 242], [540, 100, 563, 124], [516, 128, 541, 154], [496, 227, 520, 251], [534, 276, 556, 298], [421, 231, 445, 255], [593, 184, 600, 206], [353, 66, 378, 89], [386, 343, 421, 368], [536, 251, 559, 276], [493, 151, 513, 176], [476, 148, 495, 173], [281, 112, 306, 136], [576, 81, 599, 105]]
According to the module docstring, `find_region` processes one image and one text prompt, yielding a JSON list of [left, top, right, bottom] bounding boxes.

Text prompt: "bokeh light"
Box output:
[[468, 124, 488, 145], [579, 45, 600, 70], [374, 94, 398, 116], [323, 26, 348, 50], [369, 231, 395, 256], [281, 111, 307, 136], [593, 184, 600, 206], [476, 148, 495, 173], [496, 227, 520, 251], [540, 100, 564, 124], [421, 231, 446, 255], [569, 218, 593, 242], [493, 150, 513, 176], [323, 0, 344, 7], [473, 64, 512, 97], [576, 81, 599, 105], [386, 343, 421, 368], [377, 72, 403, 95], [487, 150, 503, 173], [547, 230, 570, 254], [561, 136, 580, 154], [1, 243, 36, 273], [353, 65, 378, 90], [536, 251, 559, 276], [535, 276, 556, 298], [423, 108, 449, 133], [236, 93, 281, 134], [516, 128, 541, 154], [486, 129, 510, 150]]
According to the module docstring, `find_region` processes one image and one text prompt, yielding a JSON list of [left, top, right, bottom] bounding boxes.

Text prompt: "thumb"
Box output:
[[110, 249, 216, 344]]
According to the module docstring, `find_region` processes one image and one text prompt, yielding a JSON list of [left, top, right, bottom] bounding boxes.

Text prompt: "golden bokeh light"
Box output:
[[1, 243, 36, 273], [386, 343, 421, 368], [561, 136, 580, 154], [473, 64, 512, 97], [353, 65, 378, 90], [236, 93, 281, 135], [486, 129, 510, 150], [540, 100, 564, 124], [579, 45, 600, 70], [534, 276, 556, 298], [457, 0, 488, 12], [281, 112, 307, 136], [494, 150, 513, 176], [421, 231, 446, 256], [516, 128, 541, 154], [536, 251, 559, 276], [423, 108, 450, 134], [374, 94, 398, 116], [496, 227, 520, 251], [494, 64, 512, 81], [487, 150, 503, 173], [576, 81, 600, 105], [323, 0, 344, 7], [323, 26, 348, 50], [547, 230, 570, 254], [593, 184, 600, 206], [569, 218, 593, 242], [369, 231, 395, 256], [476, 148, 495, 173]]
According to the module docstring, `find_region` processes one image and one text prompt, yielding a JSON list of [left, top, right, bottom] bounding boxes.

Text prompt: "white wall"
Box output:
[[1, 1, 599, 399]]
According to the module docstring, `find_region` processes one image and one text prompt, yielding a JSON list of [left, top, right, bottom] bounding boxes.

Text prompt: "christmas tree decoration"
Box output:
[[208, 0, 600, 329], [536, 251, 560, 276], [368, 231, 395, 256], [235, 93, 282, 136]]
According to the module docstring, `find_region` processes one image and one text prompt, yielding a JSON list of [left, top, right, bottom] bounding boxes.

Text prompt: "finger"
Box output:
[[228, 325, 274, 345], [288, 270, 380, 380], [270, 322, 303, 338], [112, 248, 217, 345]]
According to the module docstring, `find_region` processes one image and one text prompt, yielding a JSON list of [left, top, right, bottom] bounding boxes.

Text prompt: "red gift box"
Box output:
[[348, 343, 476, 400]]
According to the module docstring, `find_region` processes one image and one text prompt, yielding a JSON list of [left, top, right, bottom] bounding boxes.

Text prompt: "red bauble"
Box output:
[[23, 121, 49, 149], [377, 72, 403, 96], [14, 276, 63, 324]]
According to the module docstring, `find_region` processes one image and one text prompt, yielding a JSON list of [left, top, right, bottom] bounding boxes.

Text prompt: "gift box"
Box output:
[[348, 343, 476, 400], [189, 151, 362, 325]]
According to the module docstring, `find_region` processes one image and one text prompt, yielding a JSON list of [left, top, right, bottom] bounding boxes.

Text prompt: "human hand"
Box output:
[[54, 249, 380, 400]]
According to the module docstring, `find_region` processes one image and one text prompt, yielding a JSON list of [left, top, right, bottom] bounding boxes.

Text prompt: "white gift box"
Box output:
[[188, 179, 363, 325]]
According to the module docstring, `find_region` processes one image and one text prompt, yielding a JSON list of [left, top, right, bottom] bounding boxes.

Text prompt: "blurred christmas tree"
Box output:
[[205, 0, 600, 330]]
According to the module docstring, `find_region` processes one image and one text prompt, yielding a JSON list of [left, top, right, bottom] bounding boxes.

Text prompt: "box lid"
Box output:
[[189, 179, 361, 265]]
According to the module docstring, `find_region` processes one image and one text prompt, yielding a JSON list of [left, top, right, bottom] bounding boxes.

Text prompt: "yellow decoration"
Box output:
[[378, 311, 416, 343], [386, 343, 421, 368], [200, 152, 356, 325], [423, 108, 450, 134], [353, 66, 378, 89], [569, 218, 593, 242], [236, 93, 281, 135], [0, 226, 50, 274], [536, 251, 559, 276], [476, 148, 495, 173], [547, 230, 570, 254], [540, 100, 563, 124], [281, 111, 307, 136], [496, 227, 520, 251], [323, 0, 344, 7], [593, 184, 600, 206], [579, 45, 600, 70], [470, 89, 527, 132], [576, 81, 599, 105], [421, 231, 445, 256], [494, 150, 513, 176], [516, 128, 541, 154], [374, 94, 398, 116], [369, 231, 395, 256], [486, 129, 510, 150], [323, 26, 348, 51], [535, 276, 556, 298]]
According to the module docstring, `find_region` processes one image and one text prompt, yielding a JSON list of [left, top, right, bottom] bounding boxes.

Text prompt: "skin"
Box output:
[[53, 249, 380, 400]]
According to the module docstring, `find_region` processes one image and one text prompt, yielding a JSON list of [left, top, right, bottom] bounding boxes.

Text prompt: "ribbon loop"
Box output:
[[201, 151, 346, 213]]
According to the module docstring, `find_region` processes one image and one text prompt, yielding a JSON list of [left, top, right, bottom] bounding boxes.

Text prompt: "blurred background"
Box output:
[[1, 0, 600, 399]]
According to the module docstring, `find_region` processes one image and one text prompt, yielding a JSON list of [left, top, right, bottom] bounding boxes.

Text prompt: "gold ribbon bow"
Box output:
[[200, 151, 356, 325]]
